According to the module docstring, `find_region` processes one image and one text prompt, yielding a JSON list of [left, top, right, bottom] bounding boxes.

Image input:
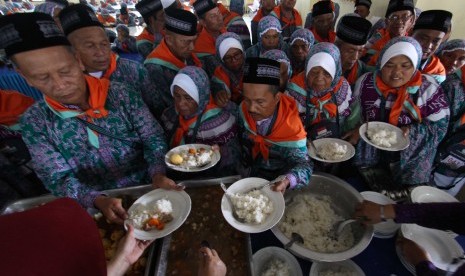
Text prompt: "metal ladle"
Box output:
[[284, 232, 304, 250]]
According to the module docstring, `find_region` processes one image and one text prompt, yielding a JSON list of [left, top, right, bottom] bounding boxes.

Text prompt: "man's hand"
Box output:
[[354, 200, 395, 224], [107, 224, 154, 276], [214, 90, 230, 108], [152, 173, 183, 191], [198, 247, 227, 276], [271, 176, 290, 193], [94, 196, 128, 225]]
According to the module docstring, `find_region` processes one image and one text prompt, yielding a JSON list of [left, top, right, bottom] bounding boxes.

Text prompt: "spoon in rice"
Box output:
[[329, 219, 358, 240], [220, 182, 246, 223], [284, 232, 304, 250]]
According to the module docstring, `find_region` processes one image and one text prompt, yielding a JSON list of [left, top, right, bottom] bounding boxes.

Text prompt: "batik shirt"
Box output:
[[20, 81, 167, 208]]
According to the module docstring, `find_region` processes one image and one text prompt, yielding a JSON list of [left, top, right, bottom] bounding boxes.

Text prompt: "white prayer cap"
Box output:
[[170, 73, 199, 104], [305, 52, 336, 80], [380, 41, 419, 69], [218, 37, 243, 60]]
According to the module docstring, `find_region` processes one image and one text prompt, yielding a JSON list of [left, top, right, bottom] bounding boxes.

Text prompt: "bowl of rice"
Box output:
[[271, 173, 373, 262]]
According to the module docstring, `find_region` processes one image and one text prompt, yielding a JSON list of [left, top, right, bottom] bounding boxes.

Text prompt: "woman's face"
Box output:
[[440, 49, 465, 75], [173, 86, 199, 117], [306, 66, 332, 92], [223, 48, 244, 72], [261, 29, 280, 50], [381, 55, 415, 88]]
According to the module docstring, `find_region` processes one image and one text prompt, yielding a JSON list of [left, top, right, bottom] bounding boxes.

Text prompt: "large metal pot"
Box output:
[[271, 172, 374, 262]]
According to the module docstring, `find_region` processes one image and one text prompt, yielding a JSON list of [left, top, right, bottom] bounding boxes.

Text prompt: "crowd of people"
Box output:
[[1, 0, 465, 274]]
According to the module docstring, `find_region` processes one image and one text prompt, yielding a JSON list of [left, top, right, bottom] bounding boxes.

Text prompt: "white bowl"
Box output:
[[410, 186, 458, 203], [221, 177, 285, 233], [309, 259, 365, 276], [253, 246, 303, 276]]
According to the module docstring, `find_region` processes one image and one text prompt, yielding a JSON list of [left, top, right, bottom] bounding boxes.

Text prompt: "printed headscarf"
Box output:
[[375, 36, 423, 125], [438, 39, 465, 56], [289, 28, 315, 49], [215, 32, 244, 62], [257, 16, 286, 54], [262, 49, 292, 78]]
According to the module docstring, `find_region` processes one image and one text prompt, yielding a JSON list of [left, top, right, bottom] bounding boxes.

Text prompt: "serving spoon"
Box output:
[[220, 182, 246, 223], [329, 219, 358, 240], [284, 232, 304, 250]]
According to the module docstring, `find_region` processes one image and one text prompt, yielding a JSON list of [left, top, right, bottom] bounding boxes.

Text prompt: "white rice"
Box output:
[[318, 142, 348, 160], [367, 127, 397, 148], [279, 195, 354, 253], [231, 190, 273, 224], [128, 198, 173, 229], [179, 149, 213, 168], [261, 258, 290, 276]]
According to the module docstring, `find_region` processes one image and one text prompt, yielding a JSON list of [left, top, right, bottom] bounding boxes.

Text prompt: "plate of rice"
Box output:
[[165, 144, 221, 172], [309, 260, 365, 276], [126, 189, 191, 240], [253, 246, 303, 276], [308, 138, 355, 163], [359, 122, 409, 151], [221, 177, 285, 233]]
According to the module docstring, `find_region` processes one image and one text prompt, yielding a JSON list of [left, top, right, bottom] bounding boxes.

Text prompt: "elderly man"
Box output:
[[251, 0, 275, 45], [269, 0, 302, 43], [365, 0, 416, 65], [412, 10, 452, 84], [135, 0, 166, 58], [193, 0, 225, 77], [58, 4, 159, 113], [304, 0, 339, 30], [144, 8, 201, 118], [309, 1, 336, 43], [239, 57, 313, 192], [334, 15, 373, 87], [0, 12, 179, 224]]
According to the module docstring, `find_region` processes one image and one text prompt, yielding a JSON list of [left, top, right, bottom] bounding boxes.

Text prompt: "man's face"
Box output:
[[412, 29, 445, 60], [386, 10, 414, 37], [354, 5, 369, 18], [313, 13, 334, 35], [222, 48, 244, 72], [261, 29, 280, 50], [261, 0, 276, 12], [243, 83, 280, 121], [67, 26, 111, 73], [14, 46, 87, 106], [201, 7, 223, 33], [440, 49, 465, 75], [338, 41, 365, 72], [290, 40, 309, 62], [149, 9, 165, 34], [281, 0, 296, 10], [165, 32, 198, 60], [380, 55, 415, 88]]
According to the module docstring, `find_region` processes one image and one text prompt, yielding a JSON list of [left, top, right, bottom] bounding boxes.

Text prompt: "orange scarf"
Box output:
[[311, 27, 336, 43], [136, 28, 155, 42], [241, 94, 307, 160], [421, 55, 446, 77], [367, 29, 392, 66], [171, 96, 219, 147], [102, 52, 117, 79], [273, 6, 302, 29], [345, 61, 359, 85], [0, 89, 34, 126], [148, 39, 202, 69], [308, 78, 344, 125], [375, 71, 423, 126], [45, 75, 109, 119], [194, 27, 225, 55]]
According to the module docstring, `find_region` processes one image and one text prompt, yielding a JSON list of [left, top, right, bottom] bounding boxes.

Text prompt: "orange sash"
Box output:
[[136, 28, 154, 42], [345, 61, 359, 85], [241, 94, 307, 160], [273, 6, 303, 29], [421, 55, 446, 77], [311, 27, 336, 43], [102, 52, 117, 79], [375, 71, 423, 125], [194, 27, 225, 55], [45, 75, 110, 120], [367, 29, 392, 66], [171, 96, 219, 147], [148, 39, 202, 69], [0, 90, 34, 126]]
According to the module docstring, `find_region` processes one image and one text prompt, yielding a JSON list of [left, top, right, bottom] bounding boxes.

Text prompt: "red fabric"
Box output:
[[310, 27, 336, 43], [0, 89, 34, 126], [272, 6, 302, 29], [136, 27, 155, 42], [194, 27, 225, 55], [241, 94, 307, 160], [148, 39, 202, 69], [97, 14, 116, 25], [102, 52, 118, 79], [217, 3, 240, 26], [0, 198, 107, 276], [252, 8, 266, 23], [421, 55, 446, 78], [171, 96, 219, 147], [367, 29, 393, 66], [375, 71, 423, 125], [213, 66, 243, 103], [345, 61, 359, 85], [45, 75, 110, 120]]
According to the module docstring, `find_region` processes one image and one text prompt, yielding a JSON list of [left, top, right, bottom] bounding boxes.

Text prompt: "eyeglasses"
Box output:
[[388, 14, 412, 23], [223, 51, 243, 63]]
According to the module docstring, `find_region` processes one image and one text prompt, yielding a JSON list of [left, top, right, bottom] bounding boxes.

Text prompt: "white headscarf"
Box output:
[[170, 73, 199, 104], [305, 52, 336, 79], [218, 37, 243, 60], [380, 41, 419, 69]]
